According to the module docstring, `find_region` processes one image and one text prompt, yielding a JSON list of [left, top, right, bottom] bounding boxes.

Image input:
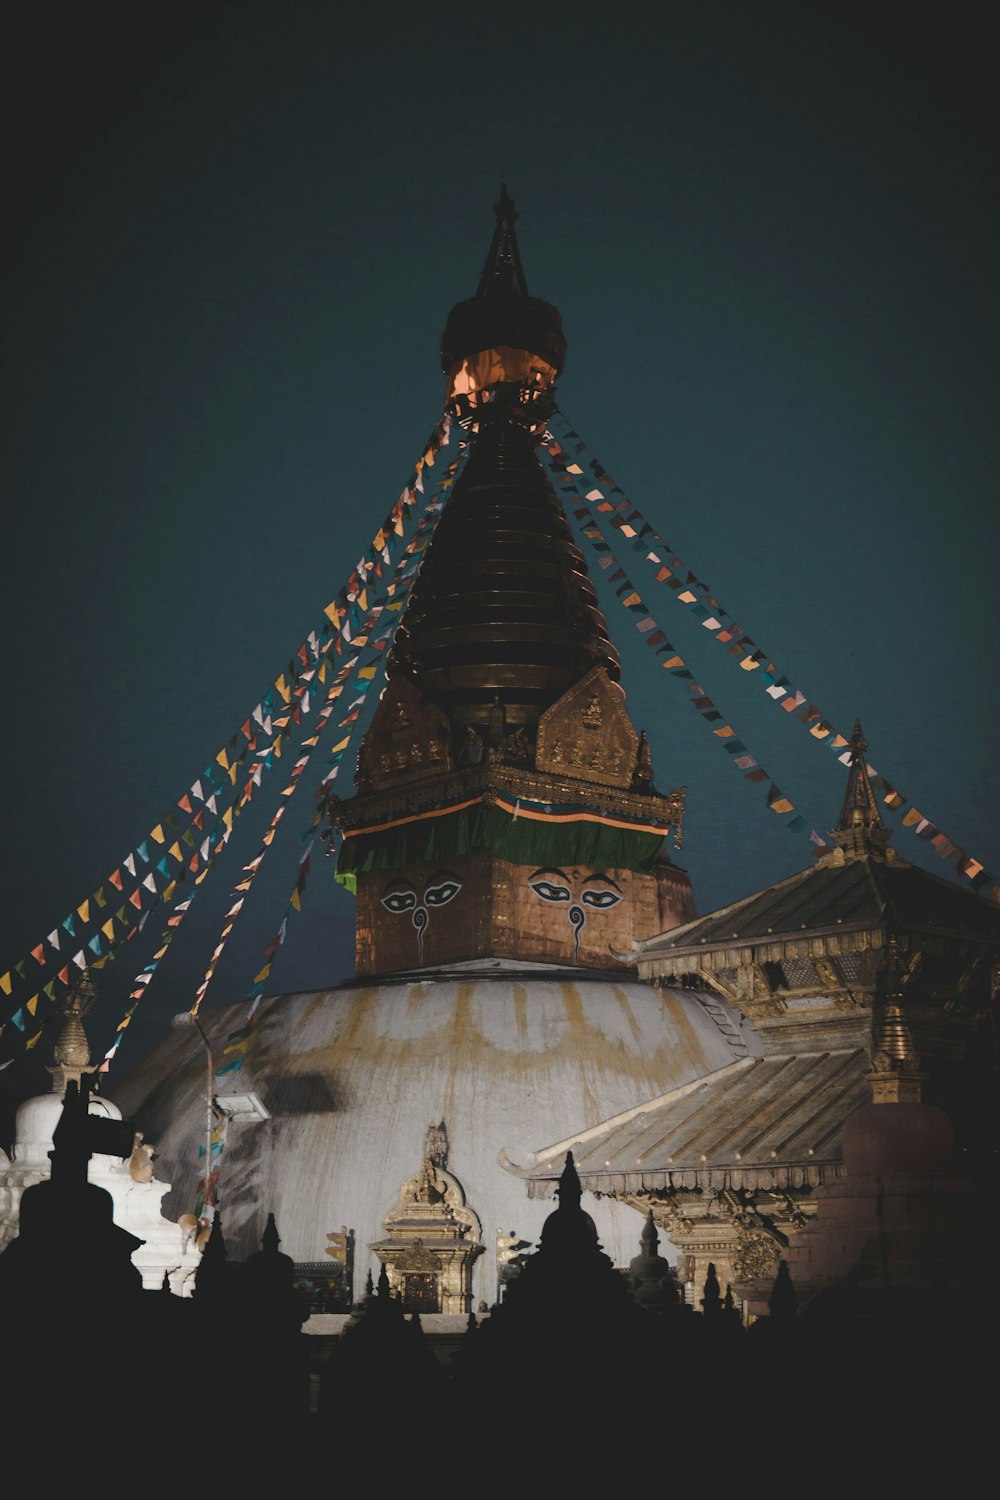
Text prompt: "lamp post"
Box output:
[[172, 1010, 216, 1219]]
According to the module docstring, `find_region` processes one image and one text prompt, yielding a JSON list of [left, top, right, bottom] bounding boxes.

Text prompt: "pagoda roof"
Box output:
[[635, 850, 1000, 960], [510, 1048, 871, 1196]]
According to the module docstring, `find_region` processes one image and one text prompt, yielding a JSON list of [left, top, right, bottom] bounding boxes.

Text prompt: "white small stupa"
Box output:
[[0, 972, 202, 1293]]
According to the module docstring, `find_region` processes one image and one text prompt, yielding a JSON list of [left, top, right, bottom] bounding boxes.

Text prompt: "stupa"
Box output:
[[112, 189, 751, 1308]]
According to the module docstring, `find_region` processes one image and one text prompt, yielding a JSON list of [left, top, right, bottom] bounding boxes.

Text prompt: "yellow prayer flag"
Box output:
[[902, 807, 923, 827], [102, 919, 115, 941], [713, 725, 736, 738], [810, 724, 831, 739], [290, 888, 301, 912], [216, 748, 230, 771], [150, 824, 166, 844], [740, 657, 761, 671], [660, 656, 685, 670], [163, 881, 176, 902], [0, 973, 12, 996], [168, 842, 183, 861], [253, 964, 271, 984], [769, 796, 795, 814], [26, 994, 39, 1016], [26, 1031, 41, 1050], [678, 590, 698, 604], [223, 807, 234, 832], [275, 675, 291, 704], [358, 665, 377, 680], [77, 899, 91, 923]]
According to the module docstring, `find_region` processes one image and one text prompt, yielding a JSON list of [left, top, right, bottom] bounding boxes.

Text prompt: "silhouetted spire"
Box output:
[[261, 1211, 280, 1256], [629, 1209, 682, 1312], [768, 1260, 797, 1323], [701, 1261, 722, 1316], [476, 184, 529, 299], [555, 1151, 583, 1214], [195, 1208, 229, 1301], [440, 189, 566, 376]]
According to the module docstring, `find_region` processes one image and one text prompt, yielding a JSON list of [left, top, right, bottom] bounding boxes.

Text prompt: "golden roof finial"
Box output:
[[866, 936, 924, 1103], [48, 967, 97, 1094], [829, 719, 892, 860]]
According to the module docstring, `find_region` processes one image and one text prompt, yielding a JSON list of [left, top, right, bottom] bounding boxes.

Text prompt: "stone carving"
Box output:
[[732, 1229, 781, 1281], [633, 730, 653, 789], [424, 1120, 448, 1170], [356, 676, 453, 789], [535, 667, 639, 789], [458, 725, 484, 765], [395, 1239, 439, 1273]]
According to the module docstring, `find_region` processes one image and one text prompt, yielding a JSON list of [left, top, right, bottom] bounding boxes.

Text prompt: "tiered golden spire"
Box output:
[[867, 937, 925, 1104], [830, 720, 893, 860]]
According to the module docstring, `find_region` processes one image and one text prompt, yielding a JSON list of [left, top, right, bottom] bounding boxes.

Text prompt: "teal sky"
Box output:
[[1, 2, 997, 1102]]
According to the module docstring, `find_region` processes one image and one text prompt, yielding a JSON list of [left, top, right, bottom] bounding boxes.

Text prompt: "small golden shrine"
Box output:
[[370, 1122, 484, 1314]]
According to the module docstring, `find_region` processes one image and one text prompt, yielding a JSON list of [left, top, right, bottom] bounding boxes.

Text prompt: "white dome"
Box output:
[[112, 965, 740, 1304], [14, 1090, 124, 1171]]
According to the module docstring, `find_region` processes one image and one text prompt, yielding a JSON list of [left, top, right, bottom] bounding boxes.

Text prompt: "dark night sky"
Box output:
[[1, 2, 997, 1115]]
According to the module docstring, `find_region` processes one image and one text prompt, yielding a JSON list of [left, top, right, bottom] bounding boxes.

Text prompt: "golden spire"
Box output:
[[830, 719, 892, 860], [48, 968, 96, 1094], [866, 937, 925, 1104]]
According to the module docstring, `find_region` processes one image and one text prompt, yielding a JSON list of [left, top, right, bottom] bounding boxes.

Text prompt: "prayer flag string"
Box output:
[[541, 413, 1000, 901], [5, 416, 459, 1053], [557, 483, 824, 844], [188, 458, 464, 1212], [189, 474, 455, 1024], [97, 451, 462, 1072]]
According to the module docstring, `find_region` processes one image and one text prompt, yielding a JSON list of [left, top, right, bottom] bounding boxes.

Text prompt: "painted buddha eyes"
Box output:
[[380, 871, 464, 963], [529, 879, 571, 903], [381, 888, 417, 914], [380, 872, 462, 915], [580, 887, 621, 910], [527, 868, 623, 956], [424, 878, 461, 908], [528, 869, 622, 909]]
